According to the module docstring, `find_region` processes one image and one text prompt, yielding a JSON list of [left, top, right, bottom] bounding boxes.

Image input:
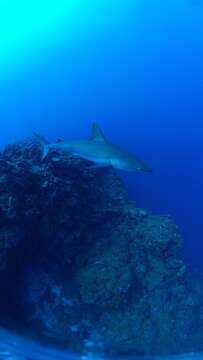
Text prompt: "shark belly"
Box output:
[[73, 152, 111, 166]]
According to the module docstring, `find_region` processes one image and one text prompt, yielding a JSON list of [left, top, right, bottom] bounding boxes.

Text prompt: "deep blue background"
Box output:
[[0, 0, 203, 268]]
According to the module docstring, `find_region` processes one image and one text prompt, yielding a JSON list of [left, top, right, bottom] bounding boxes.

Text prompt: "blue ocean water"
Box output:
[[0, 0, 203, 358], [1, 0, 202, 268]]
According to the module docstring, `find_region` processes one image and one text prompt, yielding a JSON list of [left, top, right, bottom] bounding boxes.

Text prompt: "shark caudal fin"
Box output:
[[33, 132, 50, 160], [89, 123, 106, 142]]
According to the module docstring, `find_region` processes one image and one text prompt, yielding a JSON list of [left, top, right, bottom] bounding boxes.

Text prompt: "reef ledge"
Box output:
[[0, 137, 203, 356]]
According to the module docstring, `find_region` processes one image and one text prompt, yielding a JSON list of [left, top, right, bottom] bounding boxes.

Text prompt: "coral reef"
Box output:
[[0, 137, 203, 356]]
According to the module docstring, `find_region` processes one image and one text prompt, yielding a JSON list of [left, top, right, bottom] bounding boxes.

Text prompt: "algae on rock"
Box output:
[[0, 138, 203, 356]]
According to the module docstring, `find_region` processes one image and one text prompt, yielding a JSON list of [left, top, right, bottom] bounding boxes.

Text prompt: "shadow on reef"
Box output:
[[0, 137, 203, 356]]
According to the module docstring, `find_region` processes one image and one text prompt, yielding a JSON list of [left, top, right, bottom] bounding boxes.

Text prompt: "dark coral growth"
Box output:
[[0, 137, 203, 356]]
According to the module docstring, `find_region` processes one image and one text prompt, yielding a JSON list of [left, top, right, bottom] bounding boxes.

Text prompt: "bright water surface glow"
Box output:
[[0, 0, 133, 76]]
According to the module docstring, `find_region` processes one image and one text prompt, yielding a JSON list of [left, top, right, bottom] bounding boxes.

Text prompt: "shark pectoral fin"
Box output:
[[89, 123, 107, 142]]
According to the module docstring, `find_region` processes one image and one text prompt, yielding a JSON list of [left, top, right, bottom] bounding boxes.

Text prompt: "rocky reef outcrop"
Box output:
[[0, 137, 203, 356]]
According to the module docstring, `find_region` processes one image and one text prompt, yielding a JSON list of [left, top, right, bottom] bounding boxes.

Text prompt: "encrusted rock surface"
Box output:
[[0, 137, 203, 356]]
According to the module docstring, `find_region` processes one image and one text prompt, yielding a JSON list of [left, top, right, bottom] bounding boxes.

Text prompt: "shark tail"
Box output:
[[33, 132, 50, 160]]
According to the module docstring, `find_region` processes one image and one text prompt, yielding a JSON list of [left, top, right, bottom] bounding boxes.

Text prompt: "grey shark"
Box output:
[[34, 123, 152, 172]]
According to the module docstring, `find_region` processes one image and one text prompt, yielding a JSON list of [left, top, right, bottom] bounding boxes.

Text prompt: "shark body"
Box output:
[[34, 123, 151, 172]]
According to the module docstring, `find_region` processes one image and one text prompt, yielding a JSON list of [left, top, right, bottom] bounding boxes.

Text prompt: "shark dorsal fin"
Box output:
[[89, 123, 106, 142]]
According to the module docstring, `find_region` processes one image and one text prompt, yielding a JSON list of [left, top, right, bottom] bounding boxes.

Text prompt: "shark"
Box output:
[[34, 123, 152, 172]]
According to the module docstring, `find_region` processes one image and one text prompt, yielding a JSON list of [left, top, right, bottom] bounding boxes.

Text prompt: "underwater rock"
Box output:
[[0, 137, 203, 356]]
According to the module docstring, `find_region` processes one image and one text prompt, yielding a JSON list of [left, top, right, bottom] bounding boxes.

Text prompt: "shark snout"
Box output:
[[134, 159, 152, 173], [138, 164, 152, 173], [140, 164, 152, 172]]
